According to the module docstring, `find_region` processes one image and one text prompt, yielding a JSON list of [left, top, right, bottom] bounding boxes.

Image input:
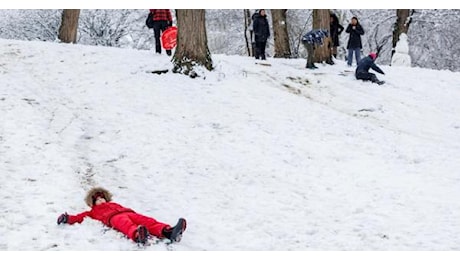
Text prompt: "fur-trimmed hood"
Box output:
[[84, 187, 113, 207]]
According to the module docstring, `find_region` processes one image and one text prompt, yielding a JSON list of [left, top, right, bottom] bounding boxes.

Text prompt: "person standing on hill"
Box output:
[[57, 187, 187, 245], [149, 9, 173, 56], [330, 12, 344, 59], [252, 9, 270, 60], [345, 16, 364, 66]]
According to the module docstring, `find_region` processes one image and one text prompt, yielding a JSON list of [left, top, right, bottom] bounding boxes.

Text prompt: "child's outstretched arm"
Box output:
[[57, 211, 90, 225]]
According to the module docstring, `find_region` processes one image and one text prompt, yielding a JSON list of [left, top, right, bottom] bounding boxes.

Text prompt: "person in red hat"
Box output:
[[57, 187, 186, 245], [355, 52, 385, 85]]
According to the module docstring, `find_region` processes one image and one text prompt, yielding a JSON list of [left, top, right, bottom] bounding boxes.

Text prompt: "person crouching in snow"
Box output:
[[301, 29, 329, 69], [355, 52, 385, 85], [56, 187, 187, 245]]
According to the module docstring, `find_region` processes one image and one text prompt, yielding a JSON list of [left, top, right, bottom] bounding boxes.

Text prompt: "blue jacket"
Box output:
[[302, 29, 329, 45], [356, 56, 384, 74]]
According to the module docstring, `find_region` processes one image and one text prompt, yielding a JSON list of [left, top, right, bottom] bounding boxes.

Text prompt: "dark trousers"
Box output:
[[356, 71, 379, 83], [306, 43, 315, 67], [153, 20, 171, 55], [302, 42, 317, 68], [255, 41, 267, 60]]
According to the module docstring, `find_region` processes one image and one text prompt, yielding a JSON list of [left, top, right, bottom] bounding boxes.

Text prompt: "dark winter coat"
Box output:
[[330, 14, 344, 47], [356, 55, 384, 74], [253, 12, 270, 43], [345, 23, 364, 49]]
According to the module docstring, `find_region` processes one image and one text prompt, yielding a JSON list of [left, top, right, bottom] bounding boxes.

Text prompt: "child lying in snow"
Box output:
[[57, 187, 186, 244]]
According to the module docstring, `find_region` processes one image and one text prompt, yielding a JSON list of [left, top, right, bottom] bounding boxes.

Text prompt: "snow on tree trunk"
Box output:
[[58, 9, 80, 43], [173, 9, 213, 77], [391, 33, 411, 67], [271, 9, 291, 58]]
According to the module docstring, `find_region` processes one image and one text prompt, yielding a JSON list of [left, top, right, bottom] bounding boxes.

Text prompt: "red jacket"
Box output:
[[149, 9, 172, 22], [67, 202, 134, 226]]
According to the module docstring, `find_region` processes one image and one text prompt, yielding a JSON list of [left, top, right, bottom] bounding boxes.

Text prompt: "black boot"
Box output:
[[135, 225, 149, 244], [370, 74, 384, 85], [306, 63, 315, 69], [167, 218, 187, 242]]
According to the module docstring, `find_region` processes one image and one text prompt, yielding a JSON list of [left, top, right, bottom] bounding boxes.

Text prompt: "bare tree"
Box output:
[[244, 9, 254, 56], [271, 9, 291, 58], [286, 9, 312, 58], [409, 9, 460, 71], [392, 9, 413, 56], [58, 9, 80, 43], [312, 9, 332, 64], [78, 9, 131, 47], [173, 9, 213, 77]]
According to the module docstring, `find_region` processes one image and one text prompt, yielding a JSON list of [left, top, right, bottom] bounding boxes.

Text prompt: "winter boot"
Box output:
[[135, 225, 149, 244], [166, 218, 187, 243], [306, 63, 316, 69], [371, 75, 385, 85]]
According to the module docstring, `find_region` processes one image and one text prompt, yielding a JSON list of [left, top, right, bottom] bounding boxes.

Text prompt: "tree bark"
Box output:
[[271, 9, 291, 58], [244, 9, 254, 56], [392, 9, 413, 56], [58, 9, 80, 43], [312, 9, 332, 63], [173, 9, 213, 76]]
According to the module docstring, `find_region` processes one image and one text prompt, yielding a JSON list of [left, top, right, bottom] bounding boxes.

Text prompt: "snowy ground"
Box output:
[[1, 39, 460, 252]]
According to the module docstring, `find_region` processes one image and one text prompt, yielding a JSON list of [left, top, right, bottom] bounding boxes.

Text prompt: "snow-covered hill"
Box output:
[[1, 39, 460, 251]]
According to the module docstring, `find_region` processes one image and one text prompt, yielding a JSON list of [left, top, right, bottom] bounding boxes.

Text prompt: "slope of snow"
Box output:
[[1, 39, 460, 251]]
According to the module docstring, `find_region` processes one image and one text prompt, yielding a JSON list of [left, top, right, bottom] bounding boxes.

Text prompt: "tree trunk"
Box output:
[[312, 9, 332, 63], [244, 9, 254, 57], [58, 9, 80, 43], [173, 9, 213, 76], [392, 9, 413, 56], [271, 9, 291, 58]]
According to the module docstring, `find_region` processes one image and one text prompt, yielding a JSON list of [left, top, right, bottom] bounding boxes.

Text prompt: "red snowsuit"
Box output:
[[67, 201, 171, 241]]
